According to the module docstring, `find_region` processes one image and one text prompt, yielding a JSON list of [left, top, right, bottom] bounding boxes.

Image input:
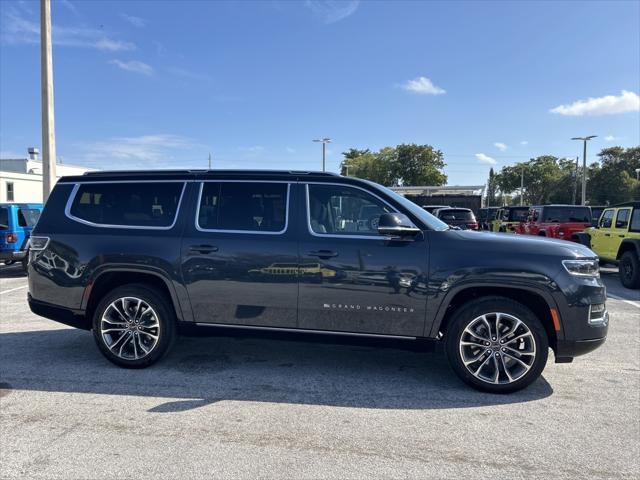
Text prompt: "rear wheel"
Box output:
[[92, 284, 176, 368], [619, 251, 640, 289], [445, 296, 548, 393]]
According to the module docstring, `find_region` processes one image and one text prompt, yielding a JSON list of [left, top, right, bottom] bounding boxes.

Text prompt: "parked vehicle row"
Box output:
[[26, 170, 608, 393]]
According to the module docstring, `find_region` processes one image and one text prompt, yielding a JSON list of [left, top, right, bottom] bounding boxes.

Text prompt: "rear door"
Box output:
[[181, 180, 299, 327], [297, 182, 428, 337]]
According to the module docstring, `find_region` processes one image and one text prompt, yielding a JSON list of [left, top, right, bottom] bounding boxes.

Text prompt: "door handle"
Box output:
[[188, 244, 219, 254], [618, 234, 625, 238], [604, 233, 611, 237], [307, 250, 338, 259]]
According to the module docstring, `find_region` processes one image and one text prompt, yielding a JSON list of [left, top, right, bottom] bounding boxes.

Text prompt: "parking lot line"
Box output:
[[0, 285, 27, 296], [608, 294, 640, 309]]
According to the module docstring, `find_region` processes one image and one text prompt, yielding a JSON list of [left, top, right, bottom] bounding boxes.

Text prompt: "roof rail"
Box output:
[[83, 169, 339, 176]]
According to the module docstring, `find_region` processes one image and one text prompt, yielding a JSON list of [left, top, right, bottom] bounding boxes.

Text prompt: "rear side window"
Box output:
[[630, 209, 640, 233], [198, 182, 288, 233], [17, 208, 41, 227], [0, 207, 8, 229], [68, 182, 184, 228], [615, 208, 631, 229], [438, 209, 475, 221], [508, 208, 529, 222]]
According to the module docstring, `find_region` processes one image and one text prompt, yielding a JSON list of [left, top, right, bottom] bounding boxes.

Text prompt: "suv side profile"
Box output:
[[28, 170, 608, 393], [576, 202, 640, 289], [519, 205, 592, 242]]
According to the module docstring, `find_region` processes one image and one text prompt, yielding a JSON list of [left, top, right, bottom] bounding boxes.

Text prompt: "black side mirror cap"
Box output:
[[377, 213, 421, 237]]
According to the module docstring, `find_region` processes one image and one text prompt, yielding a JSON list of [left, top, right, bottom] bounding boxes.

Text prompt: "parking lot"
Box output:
[[0, 264, 638, 479]]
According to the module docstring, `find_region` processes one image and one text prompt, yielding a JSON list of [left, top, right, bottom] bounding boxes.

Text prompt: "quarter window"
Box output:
[[307, 184, 393, 236], [599, 209, 614, 228], [17, 208, 41, 227], [615, 209, 631, 229], [69, 182, 184, 228], [198, 182, 288, 233]]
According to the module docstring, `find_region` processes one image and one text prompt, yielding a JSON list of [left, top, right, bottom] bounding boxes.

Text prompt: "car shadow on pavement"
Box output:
[[0, 328, 553, 412], [0, 265, 26, 279]]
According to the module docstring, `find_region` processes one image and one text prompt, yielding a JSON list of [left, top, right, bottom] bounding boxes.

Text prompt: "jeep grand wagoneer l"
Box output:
[[27, 170, 608, 393]]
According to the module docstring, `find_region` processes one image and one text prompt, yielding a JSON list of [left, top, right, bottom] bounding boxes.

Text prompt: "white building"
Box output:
[[0, 148, 94, 203]]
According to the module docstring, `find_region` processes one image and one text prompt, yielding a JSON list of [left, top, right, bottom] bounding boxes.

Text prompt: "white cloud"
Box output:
[[494, 142, 508, 152], [475, 153, 496, 165], [167, 66, 211, 81], [305, 0, 359, 24], [550, 90, 640, 116], [520, 140, 528, 145], [110, 59, 154, 76], [121, 13, 147, 28], [401, 76, 446, 95], [604, 135, 616, 142], [75, 134, 197, 168], [1, 6, 135, 51]]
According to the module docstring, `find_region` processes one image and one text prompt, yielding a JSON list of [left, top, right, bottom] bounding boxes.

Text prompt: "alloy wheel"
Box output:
[[100, 297, 160, 360], [459, 312, 536, 385]]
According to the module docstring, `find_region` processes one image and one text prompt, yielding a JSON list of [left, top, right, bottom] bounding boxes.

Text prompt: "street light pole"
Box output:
[[312, 138, 331, 172], [40, 0, 57, 203], [520, 167, 524, 206], [571, 135, 597, 206]]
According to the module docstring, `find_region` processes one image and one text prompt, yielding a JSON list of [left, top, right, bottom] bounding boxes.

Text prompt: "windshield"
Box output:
[[542, 207, 591, 223], [371, 183, 450, 231], [508, 208, 529, 222]]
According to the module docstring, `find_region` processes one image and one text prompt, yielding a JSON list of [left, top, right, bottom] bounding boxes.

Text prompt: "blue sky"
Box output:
[[1, 0, 639, 185]]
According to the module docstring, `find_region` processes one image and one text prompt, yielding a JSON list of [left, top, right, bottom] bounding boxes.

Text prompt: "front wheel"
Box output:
[[92, 284, 176, 368], [445, 296, 548, 393], [619, 251, 640, 289]]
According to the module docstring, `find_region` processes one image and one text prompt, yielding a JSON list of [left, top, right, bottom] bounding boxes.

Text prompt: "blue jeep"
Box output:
[[0, 203, 43, 270]]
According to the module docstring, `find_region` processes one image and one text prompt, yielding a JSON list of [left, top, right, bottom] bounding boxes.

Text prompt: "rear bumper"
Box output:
[[28, 294, 91, 330], [0, 249, 27, 261]]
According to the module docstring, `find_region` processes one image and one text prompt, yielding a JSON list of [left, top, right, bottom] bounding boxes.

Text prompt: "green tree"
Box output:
[[588, 146, 640, 204], [486, 167, 497, 206]]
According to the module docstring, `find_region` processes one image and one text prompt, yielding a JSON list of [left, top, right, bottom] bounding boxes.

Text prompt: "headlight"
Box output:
[[562, 259, 599, 277]]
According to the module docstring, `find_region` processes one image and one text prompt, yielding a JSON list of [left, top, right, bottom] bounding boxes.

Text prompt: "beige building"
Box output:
[[0, 148, 93, 203]]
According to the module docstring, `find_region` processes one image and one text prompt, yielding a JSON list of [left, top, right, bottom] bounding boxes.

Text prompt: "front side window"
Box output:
[[307, 184, 393, 236], [614, 208, 631, 229], [69, 182, 184, 228], [17, 208, 41, 227], [198, 182, 288, 233], [600, 209, 614, 228]]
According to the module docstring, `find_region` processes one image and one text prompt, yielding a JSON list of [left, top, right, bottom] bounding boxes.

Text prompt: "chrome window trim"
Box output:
[[64, 180, 187, 230], [304, 182, 399, 240], [195, 180, 290, 235]]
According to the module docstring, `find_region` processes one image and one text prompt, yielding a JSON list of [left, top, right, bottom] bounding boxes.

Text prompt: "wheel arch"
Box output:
[[616, 239, 640, 260], [83, 268, 184, 325], [431, 285, 560, 352]]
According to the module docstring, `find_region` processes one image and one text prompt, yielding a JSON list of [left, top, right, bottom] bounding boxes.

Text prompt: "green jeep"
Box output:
[[575, 202, 640, 289]]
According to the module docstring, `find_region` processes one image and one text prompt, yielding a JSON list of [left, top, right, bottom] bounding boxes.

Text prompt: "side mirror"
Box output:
[[378, 213, 421, 237]]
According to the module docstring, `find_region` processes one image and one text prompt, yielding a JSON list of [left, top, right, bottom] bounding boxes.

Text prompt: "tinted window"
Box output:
[[198, 182, 287, 232], [0, 207, 8, 229], [17, 208, 41, 227], [438, 209, 475, 221], [373, 184, 449, 231], [600, 209, 614, 228], [69, 182, 184, 227], [541, 207, 591, 223], [615, 209, 631, 229], [308, 184, 394, 235], [630, 209, 640, 233], [508, 208, 529, 221]]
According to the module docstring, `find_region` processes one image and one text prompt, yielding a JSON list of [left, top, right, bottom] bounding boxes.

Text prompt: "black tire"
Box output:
[[445, 296, 549, 393], [92, 283, 176, 368], [21, 255, 28, 273], [619, 251, 640, 289]]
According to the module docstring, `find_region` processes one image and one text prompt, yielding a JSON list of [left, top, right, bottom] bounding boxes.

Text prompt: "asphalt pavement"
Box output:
[[0, 263, 638, 479]]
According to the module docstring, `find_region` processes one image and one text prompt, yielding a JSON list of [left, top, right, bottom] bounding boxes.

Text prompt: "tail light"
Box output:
[[6, 233, 17, 243], [469, 223, 479, 230]]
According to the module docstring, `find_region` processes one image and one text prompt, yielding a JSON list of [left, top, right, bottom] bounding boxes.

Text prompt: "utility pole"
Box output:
[[312, 138, 331, 172], [571, 135, 597, 205], [40, 0, 57, 203], [572, 156, 579, 205], [520, 167, 525, 206], [208, 153, 212, 169]]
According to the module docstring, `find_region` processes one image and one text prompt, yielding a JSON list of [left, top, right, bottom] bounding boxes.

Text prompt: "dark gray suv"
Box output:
[[27, 170, 608, 393]]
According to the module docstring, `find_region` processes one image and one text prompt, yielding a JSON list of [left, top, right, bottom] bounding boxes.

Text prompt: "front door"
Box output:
[[181, 180, 299, 327], [590, 208, 615, 260], [297, 182, 429, 337]]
